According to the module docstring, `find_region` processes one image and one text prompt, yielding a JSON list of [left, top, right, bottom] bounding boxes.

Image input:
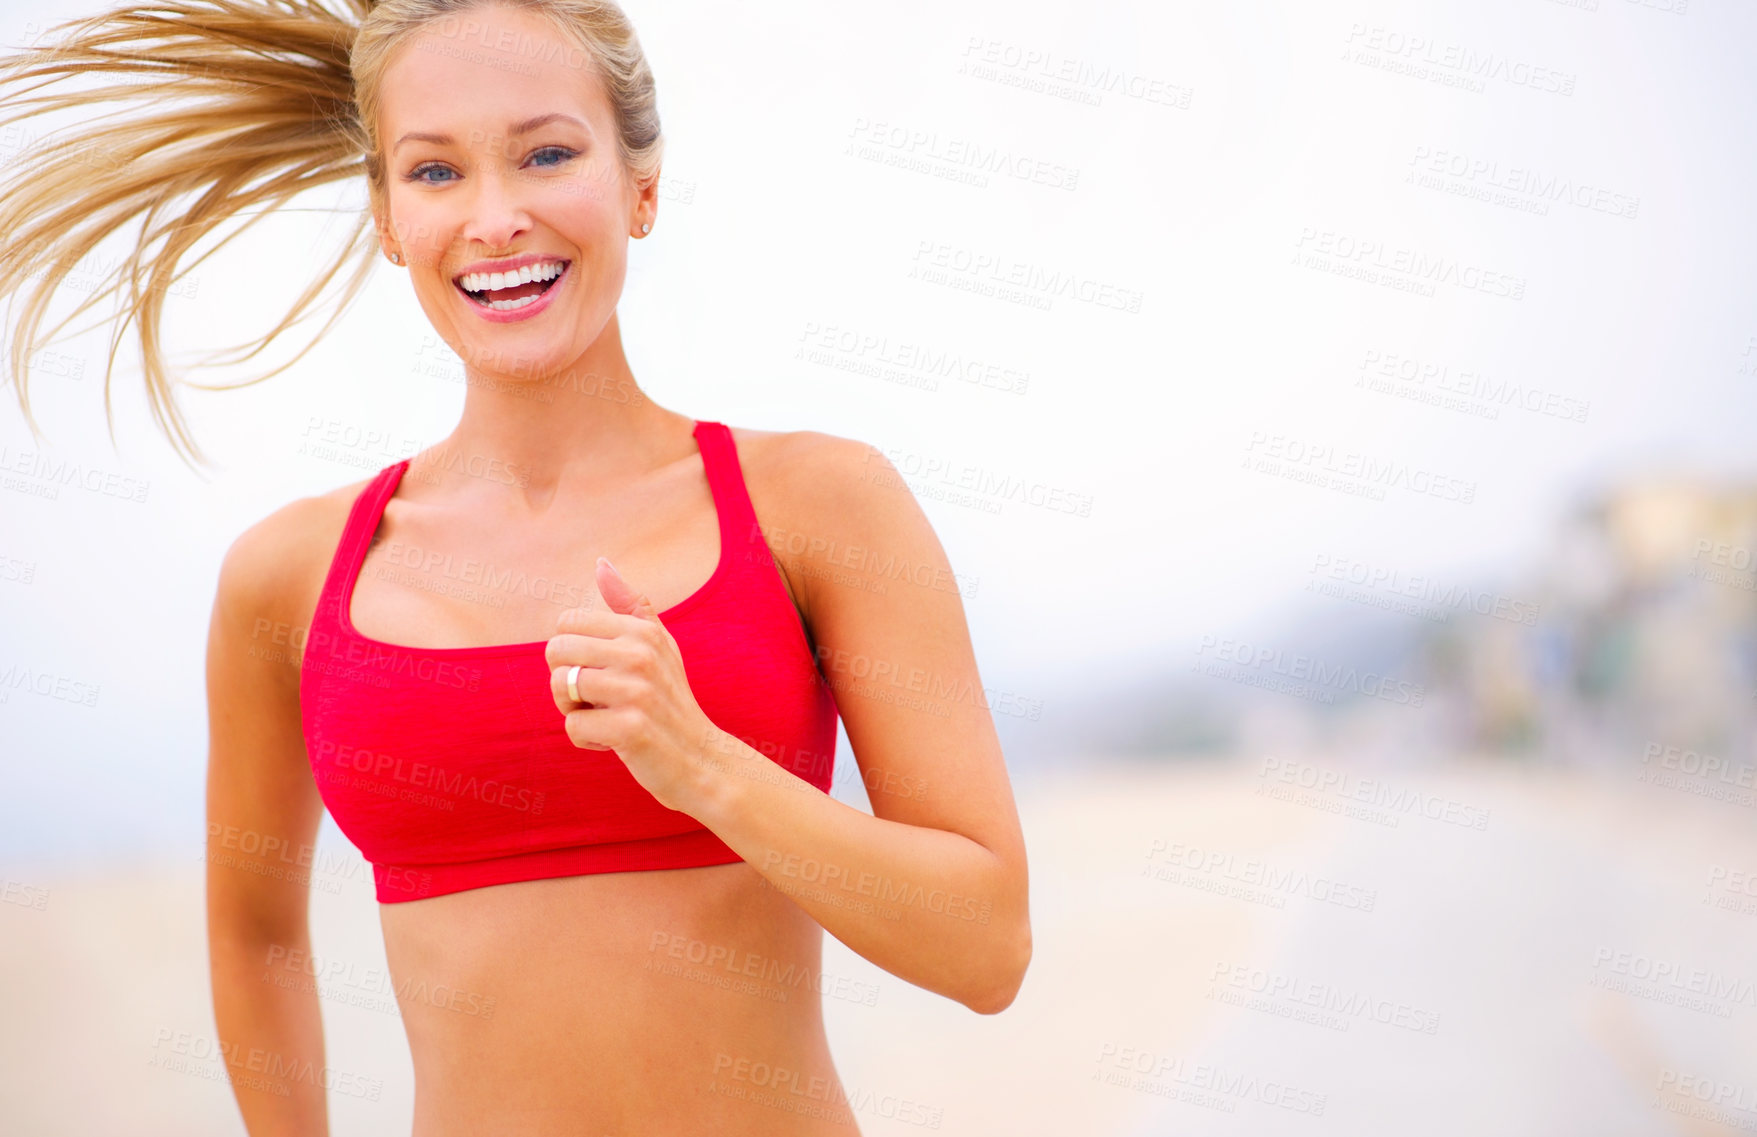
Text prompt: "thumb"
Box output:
[[596, 556, 658, 620]]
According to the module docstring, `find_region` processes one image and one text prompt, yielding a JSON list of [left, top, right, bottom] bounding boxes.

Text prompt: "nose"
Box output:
[[456, 161, 535, 252]]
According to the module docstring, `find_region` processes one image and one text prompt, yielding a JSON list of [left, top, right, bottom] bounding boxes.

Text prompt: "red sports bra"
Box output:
[[299, 420, 838, 902]]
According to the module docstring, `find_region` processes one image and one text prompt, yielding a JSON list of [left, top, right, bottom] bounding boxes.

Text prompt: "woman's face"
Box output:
[[374, 6, 653, 378]]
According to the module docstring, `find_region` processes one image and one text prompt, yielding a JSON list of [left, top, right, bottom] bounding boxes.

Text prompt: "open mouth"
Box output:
[[452, 259, 570, 311]]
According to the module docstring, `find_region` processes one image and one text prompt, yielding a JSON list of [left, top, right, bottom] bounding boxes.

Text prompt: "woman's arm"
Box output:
[[205, 503, 335, 1135], [551, 434, 1031, 1014]]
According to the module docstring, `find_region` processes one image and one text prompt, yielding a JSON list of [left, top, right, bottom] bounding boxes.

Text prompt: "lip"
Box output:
[[453, 258, 572, 325]]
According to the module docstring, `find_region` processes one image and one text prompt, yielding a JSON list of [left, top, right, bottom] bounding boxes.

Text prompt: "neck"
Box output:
[[411, 314, 694, 506]]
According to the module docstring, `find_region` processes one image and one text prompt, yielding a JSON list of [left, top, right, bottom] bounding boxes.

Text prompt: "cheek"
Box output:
[[555, 239, 629, 312], [548, 176, 630, 245], [384, 192, 447, 257]]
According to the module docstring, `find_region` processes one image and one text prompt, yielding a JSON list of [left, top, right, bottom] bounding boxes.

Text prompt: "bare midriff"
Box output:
[[377, 863, 862, 1137]]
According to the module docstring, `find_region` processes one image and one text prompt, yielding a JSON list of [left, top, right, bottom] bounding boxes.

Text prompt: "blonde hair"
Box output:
[[0, 0, 662, 467]]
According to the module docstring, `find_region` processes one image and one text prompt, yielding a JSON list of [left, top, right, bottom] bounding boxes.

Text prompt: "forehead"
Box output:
[[379, 6, 609, 139]]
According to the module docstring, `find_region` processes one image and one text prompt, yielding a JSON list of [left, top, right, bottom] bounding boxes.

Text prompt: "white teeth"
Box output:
[[485, 293, 541, 311], [457, 261, 566, 294]]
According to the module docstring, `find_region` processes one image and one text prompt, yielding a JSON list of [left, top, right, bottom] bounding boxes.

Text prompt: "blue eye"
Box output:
[[529, 146, 576, 168], [403, 146, 576, 186], [407, 163, 456, 185]]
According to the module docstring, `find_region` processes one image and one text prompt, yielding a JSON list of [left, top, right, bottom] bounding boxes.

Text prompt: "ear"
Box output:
[[372, 207, 402, 263], [633, 162, 661, 236]]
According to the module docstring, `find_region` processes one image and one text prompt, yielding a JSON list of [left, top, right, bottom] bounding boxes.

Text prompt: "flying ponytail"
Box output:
[[0, 0, 375, 467], [0, 0, 662, 469]]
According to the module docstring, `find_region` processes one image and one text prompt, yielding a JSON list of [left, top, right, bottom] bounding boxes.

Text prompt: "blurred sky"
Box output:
[[3, 0, 1755, 862]]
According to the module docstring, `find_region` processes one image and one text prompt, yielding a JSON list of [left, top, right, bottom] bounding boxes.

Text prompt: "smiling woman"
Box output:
[[0, 2, 1030, 1135]]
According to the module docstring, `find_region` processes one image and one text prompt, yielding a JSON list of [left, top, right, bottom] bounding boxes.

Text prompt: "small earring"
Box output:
[[640, 222, 650, 234], [389, 251, 400, 264]]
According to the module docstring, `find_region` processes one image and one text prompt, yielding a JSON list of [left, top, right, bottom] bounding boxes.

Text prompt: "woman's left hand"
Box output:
[[544, 557, 722, 813]]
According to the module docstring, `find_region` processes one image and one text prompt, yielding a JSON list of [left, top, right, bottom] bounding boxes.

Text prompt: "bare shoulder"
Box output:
[[725, 426, 949, 626], [727, 425, 915, 531], [212, 474, 376, 652]]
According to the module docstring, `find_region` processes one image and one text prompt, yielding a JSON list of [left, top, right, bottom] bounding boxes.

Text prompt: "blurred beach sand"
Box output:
[[4, 756, 1755, 1136]]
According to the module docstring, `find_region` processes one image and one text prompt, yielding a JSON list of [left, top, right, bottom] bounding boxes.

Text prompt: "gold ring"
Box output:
[[567, 665, 582, 704]]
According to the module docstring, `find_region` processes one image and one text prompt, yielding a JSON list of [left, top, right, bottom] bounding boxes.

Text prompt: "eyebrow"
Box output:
[[394, 113, 585, 152]]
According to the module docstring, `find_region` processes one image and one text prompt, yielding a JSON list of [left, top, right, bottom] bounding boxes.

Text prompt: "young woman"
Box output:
[[0, 1, 1030, 1133]]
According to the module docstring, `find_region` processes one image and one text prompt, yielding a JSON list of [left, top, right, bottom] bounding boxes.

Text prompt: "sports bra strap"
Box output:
[[316, 460, 407, 624], [693, 420, 763, 550]]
